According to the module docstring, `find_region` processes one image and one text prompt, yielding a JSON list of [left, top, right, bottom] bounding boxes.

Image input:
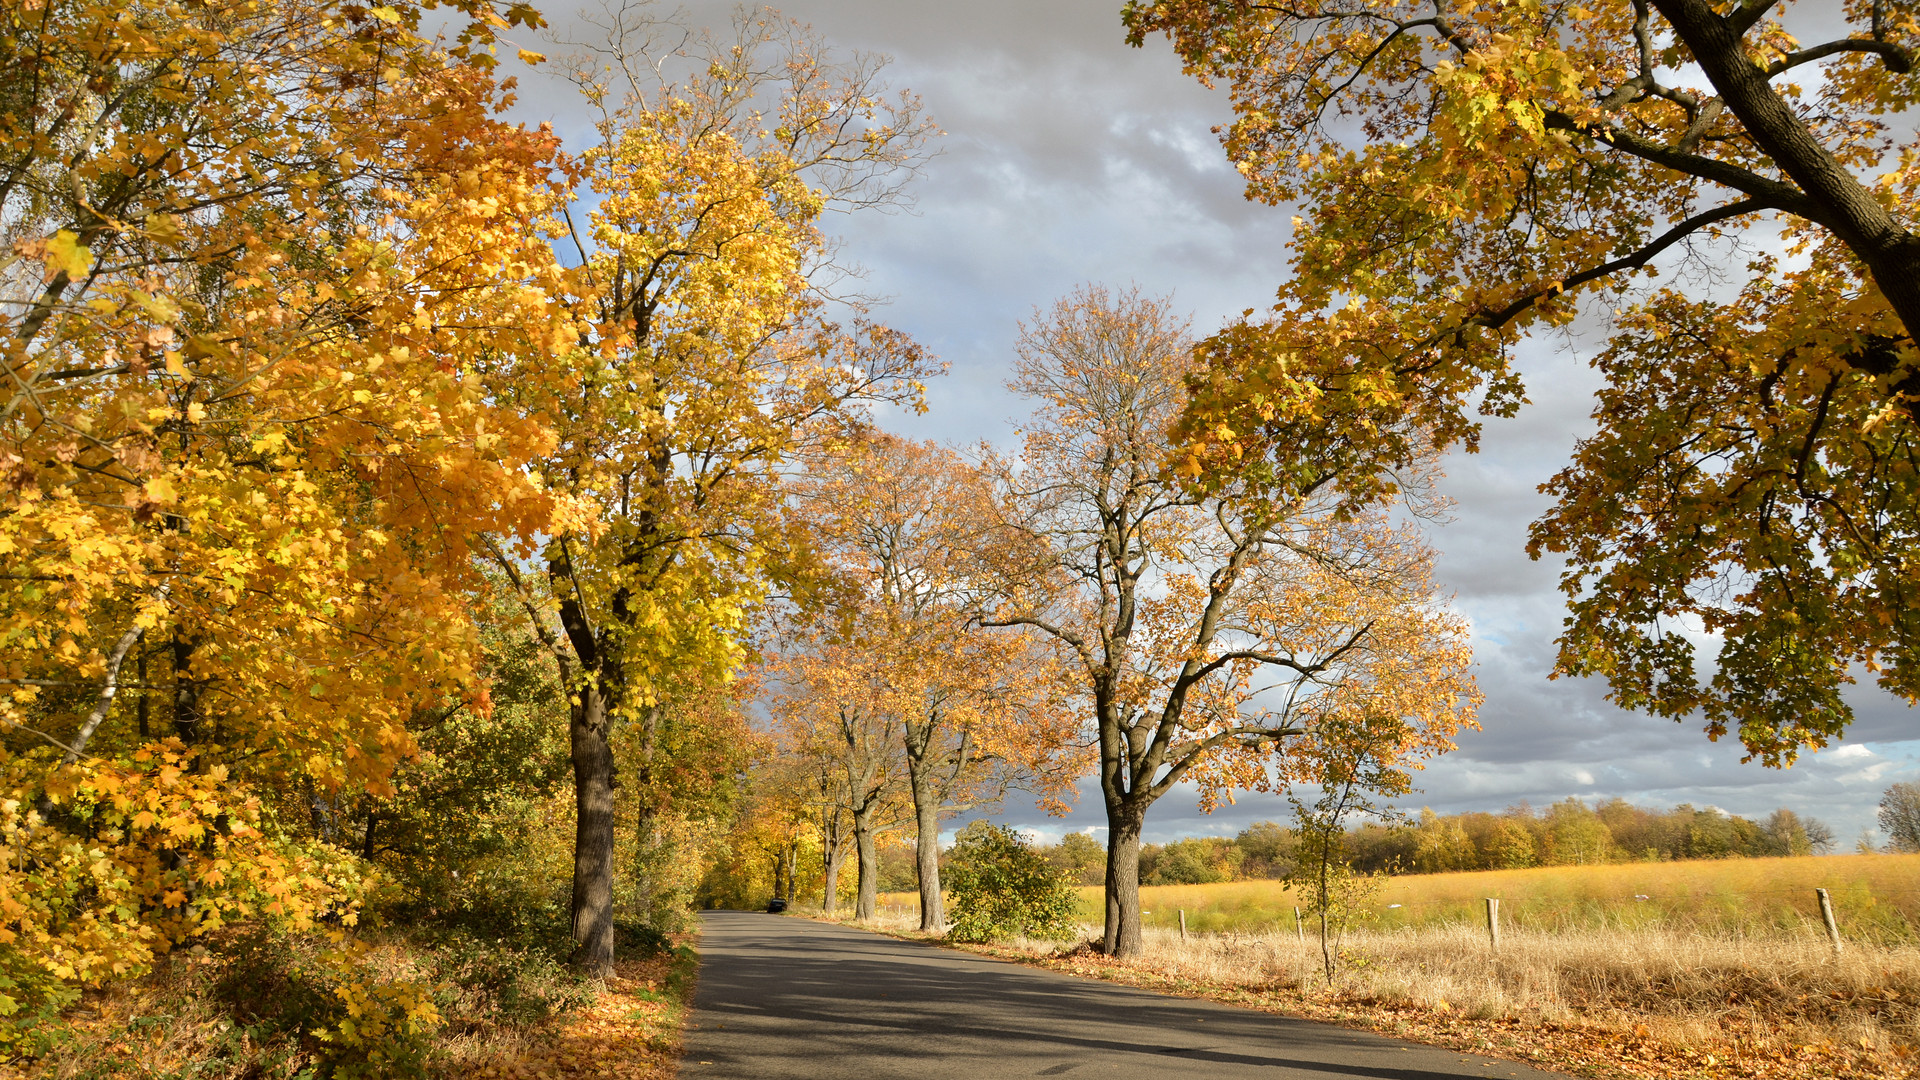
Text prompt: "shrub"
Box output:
[[944, 823, 1076, 943]]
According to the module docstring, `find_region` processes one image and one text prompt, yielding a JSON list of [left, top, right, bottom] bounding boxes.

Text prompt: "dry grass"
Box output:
[[846, 856, 1920, 1078], [963, 923, 1919, 1079], [882, 853, 1920, 941]]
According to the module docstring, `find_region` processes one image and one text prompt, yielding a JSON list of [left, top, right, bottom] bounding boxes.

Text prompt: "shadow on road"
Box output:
[[682, 911, 1568, 1080]]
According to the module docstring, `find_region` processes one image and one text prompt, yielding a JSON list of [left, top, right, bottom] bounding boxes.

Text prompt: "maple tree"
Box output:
[[1, 0, 573, 1026], [1125, 0, 1920, 762], [479, 2, 937, 973], [795, 435, 1077, 930], [983, 285, 1478, 957]]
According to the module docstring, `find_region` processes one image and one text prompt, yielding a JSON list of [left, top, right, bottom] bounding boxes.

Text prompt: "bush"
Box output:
[[944, 823, 1077, 943]]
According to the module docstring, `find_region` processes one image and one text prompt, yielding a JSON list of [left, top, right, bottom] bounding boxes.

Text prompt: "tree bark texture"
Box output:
[[172, 632, 199, 743], [568, 677, 617, 977], [822, 835, 847, 913], [1102, 804, 1145, 957], [903, 719, 950, 931], [853, 805, 878, 921], [911, 778, 944, 931]]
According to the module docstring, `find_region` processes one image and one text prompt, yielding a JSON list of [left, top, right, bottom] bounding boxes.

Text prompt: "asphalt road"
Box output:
[[681, 912, 1572, 1080]]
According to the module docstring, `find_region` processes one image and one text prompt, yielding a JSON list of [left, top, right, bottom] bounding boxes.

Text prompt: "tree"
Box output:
[[1126, 0, 1920, 763], [982, 285, 1479, 957], [1545, 799, 1616, 865], [1411, 809, 1471, 874], [943, 822, 1078, 944], [1236, 821, 1299, 878], [1046, 831, 1109, 885], [766, 634, 912, 920], [1, 0, 569, 1016], [1880, 781, 1920, 852], [481, 3, 937, 974], [1803, 814, 1838, 855], [796, 435, 1076, 930], [1285, 730, 1399, 985]]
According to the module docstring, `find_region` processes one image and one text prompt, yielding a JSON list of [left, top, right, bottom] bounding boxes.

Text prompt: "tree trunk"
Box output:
[[853, 804, 878, 921], [906, 737, 952, 926], [820, 804, 849, 914], [136, 646, 150, 739], [569, 676, 617, 977], [913, 776, 944, 930], [172, 632, 199, 743], [1103, 803, 1145, 957], [822, 834, 847, 913]]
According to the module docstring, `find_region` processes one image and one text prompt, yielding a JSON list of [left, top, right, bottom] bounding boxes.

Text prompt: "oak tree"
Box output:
[[481, 2, 937, 972], [796, 435, 1076, 930], [1126, 0, 1920, 761], [983, 286, 1478, 957], [765, 633, 912, 920]]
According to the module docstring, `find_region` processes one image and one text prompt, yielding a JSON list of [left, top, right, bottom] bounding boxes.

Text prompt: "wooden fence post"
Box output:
[[1485, 897, 1501, 953], [1293, 905, 1305, 943], [1817, 888, 1843, 955], [1179, 909, 1187, 941]]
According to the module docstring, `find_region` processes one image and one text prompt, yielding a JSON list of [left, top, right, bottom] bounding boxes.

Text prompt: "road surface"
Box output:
[[682, 911, 1571, 1079]]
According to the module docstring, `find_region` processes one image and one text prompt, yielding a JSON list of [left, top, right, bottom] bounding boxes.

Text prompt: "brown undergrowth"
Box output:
[[10, 926, 696, 1080], [465, 943, 695, 1080], [809, 909, 1918, 1080]]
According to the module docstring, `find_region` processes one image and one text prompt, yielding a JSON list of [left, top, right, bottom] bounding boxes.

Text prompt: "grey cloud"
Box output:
[[513, 0, 1918, 847]]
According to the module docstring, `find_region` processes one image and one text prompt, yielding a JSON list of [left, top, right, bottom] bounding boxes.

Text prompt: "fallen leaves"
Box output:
[[463, 946, 694, 1080]]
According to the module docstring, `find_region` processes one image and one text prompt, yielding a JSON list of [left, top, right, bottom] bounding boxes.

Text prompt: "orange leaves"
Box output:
[[0, 0, 586, 1035], [470, 951, 688, 1080], [1128, 0, 1920, 761], [1, 741, 369, 994]]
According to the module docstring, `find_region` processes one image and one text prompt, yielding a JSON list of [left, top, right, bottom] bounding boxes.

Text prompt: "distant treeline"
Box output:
[[1027, 799, 1838, 887]]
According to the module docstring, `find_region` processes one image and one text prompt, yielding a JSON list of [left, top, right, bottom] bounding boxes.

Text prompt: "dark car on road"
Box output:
[[766, 897, 788, 913]]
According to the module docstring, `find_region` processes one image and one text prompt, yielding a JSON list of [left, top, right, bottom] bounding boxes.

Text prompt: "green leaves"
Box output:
[[944, 823, 1078, 944]]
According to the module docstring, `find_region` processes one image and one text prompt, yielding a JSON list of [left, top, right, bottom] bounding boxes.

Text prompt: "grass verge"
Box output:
[[806, 908, 1918, 1080]]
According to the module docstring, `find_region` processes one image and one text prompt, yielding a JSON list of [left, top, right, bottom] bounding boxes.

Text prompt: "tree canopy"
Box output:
[[1124, 0, 1920, 763]]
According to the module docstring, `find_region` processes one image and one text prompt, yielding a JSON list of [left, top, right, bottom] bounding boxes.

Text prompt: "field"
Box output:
[[1112, 853, 1920, 942], [880, 853, 1920, 942]]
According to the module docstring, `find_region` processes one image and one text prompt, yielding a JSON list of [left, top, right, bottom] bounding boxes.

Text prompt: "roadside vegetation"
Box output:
[[838, 852, 1920, 1080], [16, 923, 696, 1080], [877, 852, 1920, 943]]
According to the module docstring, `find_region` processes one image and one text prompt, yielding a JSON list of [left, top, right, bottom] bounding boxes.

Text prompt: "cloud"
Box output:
[[519, 0, 1920, 848]]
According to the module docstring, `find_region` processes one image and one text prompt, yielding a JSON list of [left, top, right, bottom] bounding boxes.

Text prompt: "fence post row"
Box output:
[[1816, 888, 1843, 955], [1485, 897, 1501, 953]]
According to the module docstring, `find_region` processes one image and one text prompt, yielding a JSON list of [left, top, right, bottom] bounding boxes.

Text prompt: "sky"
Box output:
[[496, 0, 1920, 847]]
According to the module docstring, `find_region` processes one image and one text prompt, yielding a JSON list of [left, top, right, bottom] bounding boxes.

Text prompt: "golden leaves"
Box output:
[[42, 232, 92, 281]]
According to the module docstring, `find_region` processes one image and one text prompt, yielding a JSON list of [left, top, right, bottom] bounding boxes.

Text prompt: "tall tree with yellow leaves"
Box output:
[[984, 286, 1479, 958], [0, 0, 573, 1021], [481, 2, 938, 973]]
